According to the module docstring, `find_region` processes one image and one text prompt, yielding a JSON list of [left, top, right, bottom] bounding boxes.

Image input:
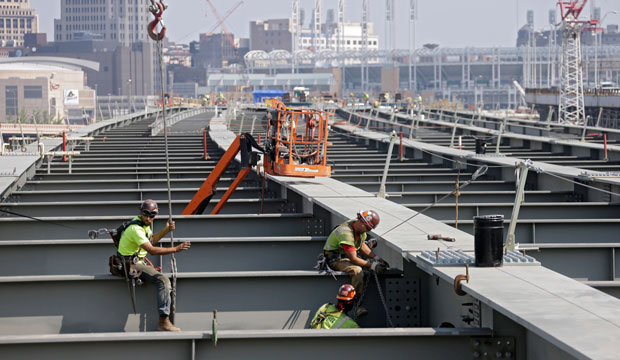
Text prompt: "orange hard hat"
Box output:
[[337, 284, 356, 301], [357, 209, 380, 230]]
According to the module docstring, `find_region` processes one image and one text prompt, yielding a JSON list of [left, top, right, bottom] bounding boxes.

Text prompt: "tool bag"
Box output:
[[109, 254, 143, 279], [314, 253, 338, 280]]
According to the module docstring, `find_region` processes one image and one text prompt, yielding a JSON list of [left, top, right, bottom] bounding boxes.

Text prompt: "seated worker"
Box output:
[[322, 210, 389, 317], [310, 284, 359, 329], [118, 199, 191, 331]]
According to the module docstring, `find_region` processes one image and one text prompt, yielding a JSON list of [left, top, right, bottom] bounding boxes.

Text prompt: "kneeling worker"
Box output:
[[310, 284, 359, 329], [322, 210, 389, 317], [118, 199, 191, 331]]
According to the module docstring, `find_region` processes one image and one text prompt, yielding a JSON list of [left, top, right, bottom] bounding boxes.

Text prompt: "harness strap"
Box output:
[[333, 315, 352, 329]]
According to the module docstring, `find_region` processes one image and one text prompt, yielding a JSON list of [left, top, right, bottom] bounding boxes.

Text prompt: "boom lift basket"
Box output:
[[263, 99, 331, 177]]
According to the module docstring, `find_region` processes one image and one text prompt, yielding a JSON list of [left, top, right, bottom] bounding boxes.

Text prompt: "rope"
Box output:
[[373, 271, 394, 328], [523, 160, 620, 198], [378, 165, 489, 238], [331, 129, 510, 170], [153, 12, 178, 322]]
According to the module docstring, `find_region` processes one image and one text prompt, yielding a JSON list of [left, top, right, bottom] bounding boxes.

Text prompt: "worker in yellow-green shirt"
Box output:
[[310, 284, 360, 329], [118, 199, 191, 331]]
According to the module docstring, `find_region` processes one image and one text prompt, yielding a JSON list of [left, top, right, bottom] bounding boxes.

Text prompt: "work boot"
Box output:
[[355, 306, 368, 318], [157, 316, 180, 332]]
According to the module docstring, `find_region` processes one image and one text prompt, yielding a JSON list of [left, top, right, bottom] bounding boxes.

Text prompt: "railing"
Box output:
[[0, 123, 84, 135], [150, 108, 208, 136], [526, 87, 620, 97]]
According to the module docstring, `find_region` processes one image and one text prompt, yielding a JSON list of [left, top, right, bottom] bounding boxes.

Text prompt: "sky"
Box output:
[[31, 0, 620, 49]]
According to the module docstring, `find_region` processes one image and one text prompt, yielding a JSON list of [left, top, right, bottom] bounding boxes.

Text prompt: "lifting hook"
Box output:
[[453, 264, 469, 296], [147, 1, 168, 41]]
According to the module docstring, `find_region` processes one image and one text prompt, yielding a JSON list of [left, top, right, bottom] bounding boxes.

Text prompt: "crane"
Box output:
[[204, 0, 250, 98], [206, 1, 243, 35], [556, 0, 599, 124], [205, 0, 237, 51]]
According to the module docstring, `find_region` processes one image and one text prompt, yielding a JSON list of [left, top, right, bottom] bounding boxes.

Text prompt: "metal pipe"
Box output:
[[377, 131, 397, 198], [238, 112, 245, 135], [449, 118, 460, 148], [203, 130, 208, 160], [250, 115, 257, 135], [496, 115, 506, 154], [399, 132, 404, 161], [63, 131, 67, 162], [596, 107, 604, 128], [604, 133, 608, 162], [505, 162, 529, 251], [17, 119, 26, 152], [580, 116, 590, 142], [408, 112, 416, 139]]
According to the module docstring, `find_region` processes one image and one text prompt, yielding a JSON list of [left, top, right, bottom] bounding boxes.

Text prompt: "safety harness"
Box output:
[[310, 304, 352, 329]]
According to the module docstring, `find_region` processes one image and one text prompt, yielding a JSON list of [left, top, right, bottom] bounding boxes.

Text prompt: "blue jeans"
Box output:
[[135, 263, 171, 316]]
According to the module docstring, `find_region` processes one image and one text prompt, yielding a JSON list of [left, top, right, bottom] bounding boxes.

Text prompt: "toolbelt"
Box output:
[[108, 254, 143, 279], [323, 250, 342, 264], [314, 251, 341, 280]]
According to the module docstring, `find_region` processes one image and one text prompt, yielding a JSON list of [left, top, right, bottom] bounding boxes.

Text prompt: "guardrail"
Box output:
[[150, 108, 208, 136], [526, 87, 620, 97]]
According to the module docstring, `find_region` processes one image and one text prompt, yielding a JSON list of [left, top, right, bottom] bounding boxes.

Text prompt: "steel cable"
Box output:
[[156, 37, 178, 323]]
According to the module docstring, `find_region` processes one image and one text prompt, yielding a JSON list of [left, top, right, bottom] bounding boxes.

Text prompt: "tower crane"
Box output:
[[206, 1, 243, 35], [204, 0, 249, 96], [556, 0, 599, 124]]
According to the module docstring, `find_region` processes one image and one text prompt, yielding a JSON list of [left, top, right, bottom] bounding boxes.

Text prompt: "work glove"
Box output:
[[376, 257, 390, 269], [369, 259, 387, 274], [365, 237, 377, 249]]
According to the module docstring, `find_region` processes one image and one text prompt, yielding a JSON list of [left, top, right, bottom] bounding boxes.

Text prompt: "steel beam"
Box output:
[[0, 328, 493, 360], [0, 214, 326, 240], [0, 271, 397, 334], [0, 236, 326, 276]]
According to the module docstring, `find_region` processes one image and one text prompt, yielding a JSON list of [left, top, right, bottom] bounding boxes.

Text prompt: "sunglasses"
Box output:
[[142, 209, 159, 218]]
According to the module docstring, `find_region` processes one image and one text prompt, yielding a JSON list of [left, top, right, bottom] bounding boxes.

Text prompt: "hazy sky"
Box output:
[[31, 0, 620, 48]]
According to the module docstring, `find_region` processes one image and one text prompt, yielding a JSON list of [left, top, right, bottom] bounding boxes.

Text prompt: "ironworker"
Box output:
[[322, 210, 389, 317], [310, 284, 360, 329], [118, 199, 191, 331]]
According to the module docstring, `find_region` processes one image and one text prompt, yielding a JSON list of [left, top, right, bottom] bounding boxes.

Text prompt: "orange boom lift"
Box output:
[[263, 99, 331, 177], [183, 99, 332, 215]]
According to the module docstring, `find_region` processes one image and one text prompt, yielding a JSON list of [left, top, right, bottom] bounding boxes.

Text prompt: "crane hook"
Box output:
[[147, 1, 167, 41]]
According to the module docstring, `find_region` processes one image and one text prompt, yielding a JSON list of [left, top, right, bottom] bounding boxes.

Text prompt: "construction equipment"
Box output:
[[182, 133, 263, 215], [183, 100, 332, 215], [263, 99, 332, 177], [206, 1, 243, 34], [556, 0, 600, 125]]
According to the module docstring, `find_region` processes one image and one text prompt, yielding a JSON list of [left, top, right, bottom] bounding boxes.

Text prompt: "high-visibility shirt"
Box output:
[[310, 303, 359, 329], [118, 216, 152, 262], [323, 220, 366, 254]]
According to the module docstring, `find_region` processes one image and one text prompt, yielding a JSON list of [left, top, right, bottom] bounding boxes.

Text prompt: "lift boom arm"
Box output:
[[182, 133, 262, 215]]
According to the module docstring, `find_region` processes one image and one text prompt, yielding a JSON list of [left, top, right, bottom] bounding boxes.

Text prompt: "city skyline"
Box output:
[[31, 0, 620, 49]]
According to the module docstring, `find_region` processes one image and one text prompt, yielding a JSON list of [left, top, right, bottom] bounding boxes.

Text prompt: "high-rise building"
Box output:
[[0, 0, 39, 47], [298, 22, 379, 52], [50, 0, 157, 96], [54, 0, 149, 45], [250, 18, 378, 53], [250, 19, 293, 52]]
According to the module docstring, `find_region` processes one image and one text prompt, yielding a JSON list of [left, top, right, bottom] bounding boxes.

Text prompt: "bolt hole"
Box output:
[[395, 305, 401, 311]]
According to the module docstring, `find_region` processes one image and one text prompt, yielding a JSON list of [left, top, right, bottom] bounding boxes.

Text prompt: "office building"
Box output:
[[0, 0, 38, 48], [54, 0, 149, 45]]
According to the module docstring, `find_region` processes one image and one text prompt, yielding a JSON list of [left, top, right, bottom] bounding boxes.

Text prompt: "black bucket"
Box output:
[[473, 215, 504, 267]]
